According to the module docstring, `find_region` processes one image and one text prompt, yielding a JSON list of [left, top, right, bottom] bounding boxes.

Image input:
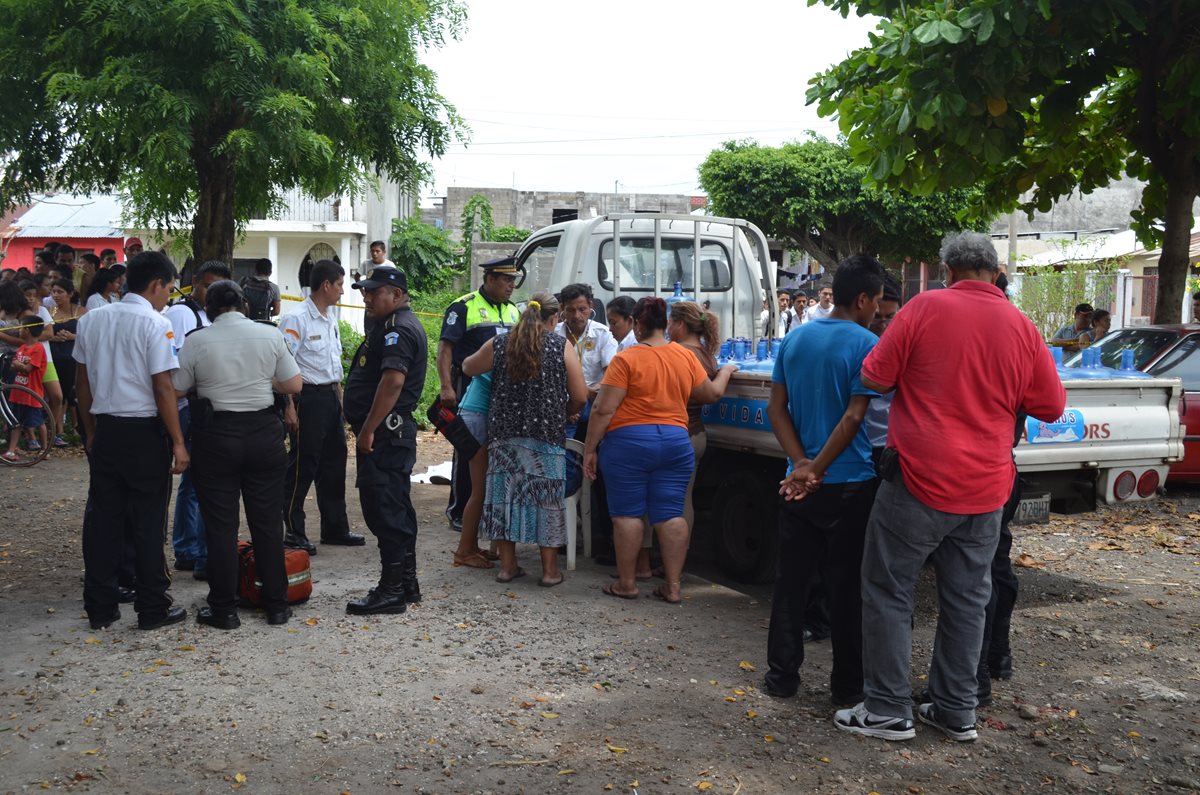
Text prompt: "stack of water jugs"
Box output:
[[719, 336, 778, 373], [1054, 345, 1149, 380]]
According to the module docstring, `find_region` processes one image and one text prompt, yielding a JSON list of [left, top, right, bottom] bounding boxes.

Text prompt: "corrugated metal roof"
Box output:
[[4, 194, 125, 239]]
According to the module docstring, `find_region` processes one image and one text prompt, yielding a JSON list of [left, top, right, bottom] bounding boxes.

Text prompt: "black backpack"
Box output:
[[240, 277, 273, 321]]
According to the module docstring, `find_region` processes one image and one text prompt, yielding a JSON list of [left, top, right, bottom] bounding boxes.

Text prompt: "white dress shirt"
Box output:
[[616, 328, 637, 352], [278, 297, 343, 384], [73, 293, 177, 417], [554, 319, 617, 391]]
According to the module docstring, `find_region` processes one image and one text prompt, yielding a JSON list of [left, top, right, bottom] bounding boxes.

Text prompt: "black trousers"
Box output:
[[284, 386, 350, 540], [446, 370, 472, 522], [192, 410, 288, 613], [82, 415, 173, 622], [357, 441, 418, 566], [766, 479, 875, 702], [982, 474, 1022, 667]]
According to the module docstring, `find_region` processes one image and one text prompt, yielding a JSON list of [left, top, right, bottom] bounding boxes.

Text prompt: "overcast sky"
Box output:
[[420, 1, 878, 205]]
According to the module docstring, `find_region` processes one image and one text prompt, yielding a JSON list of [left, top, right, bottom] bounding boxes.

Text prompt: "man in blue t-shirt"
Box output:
[[763, 254, 885, 707]]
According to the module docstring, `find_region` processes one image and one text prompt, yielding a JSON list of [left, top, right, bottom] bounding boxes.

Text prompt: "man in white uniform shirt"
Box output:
[[776, 288, 800, 337], [74, 251, 189, 631], [279, 260, 363, 553], [555, 282, 619, 564], [554, 283, 617, 400], [164, 260, 230, 580]]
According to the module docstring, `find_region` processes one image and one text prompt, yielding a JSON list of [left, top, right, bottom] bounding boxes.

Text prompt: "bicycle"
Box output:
[[0, 351, 53, 467]]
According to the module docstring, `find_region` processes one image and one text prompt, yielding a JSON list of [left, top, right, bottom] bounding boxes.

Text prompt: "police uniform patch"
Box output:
[[384, 331, 400, 346], [446, 312, 457, 325], [478, 308, 488, 320], [359, 355, 367, 367], [582, 339, 595, 351]]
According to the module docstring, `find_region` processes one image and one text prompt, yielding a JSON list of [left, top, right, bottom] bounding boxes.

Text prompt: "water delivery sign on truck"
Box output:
[[512, 214, 1187, 584]]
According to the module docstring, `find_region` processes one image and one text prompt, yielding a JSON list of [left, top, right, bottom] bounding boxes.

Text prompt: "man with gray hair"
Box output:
[[834, 232, 1065, 743]]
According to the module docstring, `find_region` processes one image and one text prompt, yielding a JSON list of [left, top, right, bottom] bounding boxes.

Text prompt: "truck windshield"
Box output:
[[597, 238, 731, 292], [1063, 329, 1178, 369]]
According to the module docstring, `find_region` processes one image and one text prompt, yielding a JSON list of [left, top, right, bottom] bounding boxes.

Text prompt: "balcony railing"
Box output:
[[251, 188, 351, 223]]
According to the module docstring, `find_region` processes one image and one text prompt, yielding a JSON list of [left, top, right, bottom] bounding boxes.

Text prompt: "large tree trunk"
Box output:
[[1153, 177, 1197, 324], [190, 126, 236, 266]]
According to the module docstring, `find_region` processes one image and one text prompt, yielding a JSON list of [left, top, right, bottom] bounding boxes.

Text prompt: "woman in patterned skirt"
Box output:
[[462, 291, 587, 586]]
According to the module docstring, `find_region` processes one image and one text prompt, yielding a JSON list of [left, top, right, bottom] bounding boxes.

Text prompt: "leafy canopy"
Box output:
[[698, 135, 985, 267], [806, 0, 1200, 321], [0, 0, 466, 258]]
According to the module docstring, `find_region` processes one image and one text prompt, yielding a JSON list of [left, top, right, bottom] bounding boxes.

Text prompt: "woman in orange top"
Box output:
[[583, 297, 736, 603]]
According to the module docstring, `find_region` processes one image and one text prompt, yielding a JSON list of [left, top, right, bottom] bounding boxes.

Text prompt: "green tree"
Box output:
[[0, 0, 465, 264], [698, 136, 984, 267], [806, 0, 1200, 322], [388, 216, 460, 290]]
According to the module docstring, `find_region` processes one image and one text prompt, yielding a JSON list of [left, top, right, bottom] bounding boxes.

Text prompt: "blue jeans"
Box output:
[[171, 405, 207, 568]]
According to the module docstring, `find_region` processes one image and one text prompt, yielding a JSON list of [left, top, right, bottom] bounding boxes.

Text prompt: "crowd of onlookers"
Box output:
[[0, 240, 143, 459]]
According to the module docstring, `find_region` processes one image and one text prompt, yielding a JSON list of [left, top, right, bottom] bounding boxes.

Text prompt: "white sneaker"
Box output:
[[918, 702, 978, 742], [834, 702, 916, 741]]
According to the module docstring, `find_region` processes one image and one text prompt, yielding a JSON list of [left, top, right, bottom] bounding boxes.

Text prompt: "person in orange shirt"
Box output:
[[583, 297, 736, 603]]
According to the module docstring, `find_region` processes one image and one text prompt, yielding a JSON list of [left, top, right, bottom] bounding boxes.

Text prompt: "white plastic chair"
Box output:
[[564, 439, 591, 570]]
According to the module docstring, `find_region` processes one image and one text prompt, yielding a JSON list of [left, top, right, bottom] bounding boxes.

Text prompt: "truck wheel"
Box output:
[[713, 471, 779, 584]]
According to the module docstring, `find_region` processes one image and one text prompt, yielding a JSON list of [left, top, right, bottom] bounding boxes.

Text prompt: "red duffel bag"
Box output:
[[237, 541, 313, 606]]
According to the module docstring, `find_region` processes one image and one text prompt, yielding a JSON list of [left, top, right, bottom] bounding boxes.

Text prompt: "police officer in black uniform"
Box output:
[[343, 267, 427, 615]]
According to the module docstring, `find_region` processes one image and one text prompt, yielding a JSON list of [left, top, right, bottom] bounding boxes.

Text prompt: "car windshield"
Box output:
[[1063, 329, 1178, 369]]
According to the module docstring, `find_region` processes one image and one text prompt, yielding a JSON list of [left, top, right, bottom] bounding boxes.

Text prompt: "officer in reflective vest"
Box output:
[[436, 256, 521, 531]]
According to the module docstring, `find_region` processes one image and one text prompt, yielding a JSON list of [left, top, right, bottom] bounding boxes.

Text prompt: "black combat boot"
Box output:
[[346, 562, 407, 615], [401, 552, 421, 604]]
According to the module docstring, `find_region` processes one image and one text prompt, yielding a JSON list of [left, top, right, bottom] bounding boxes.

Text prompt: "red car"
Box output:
[[1065, 324, 1200, 481]]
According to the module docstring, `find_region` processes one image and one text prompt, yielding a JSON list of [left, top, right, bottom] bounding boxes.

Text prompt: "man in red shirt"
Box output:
[[834, 232, 1066, 743]]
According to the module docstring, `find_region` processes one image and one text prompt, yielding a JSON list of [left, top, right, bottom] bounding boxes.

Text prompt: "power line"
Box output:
[[454, 127, 802, 147]]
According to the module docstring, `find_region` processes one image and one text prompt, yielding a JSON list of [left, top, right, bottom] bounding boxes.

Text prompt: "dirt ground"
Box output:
[[2, 435, 1200, 795]]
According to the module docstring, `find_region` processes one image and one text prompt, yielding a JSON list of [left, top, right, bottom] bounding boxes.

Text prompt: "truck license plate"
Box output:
[[1013, 492, 1051, 526]]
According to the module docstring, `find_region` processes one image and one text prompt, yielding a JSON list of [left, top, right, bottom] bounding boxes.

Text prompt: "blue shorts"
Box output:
[[460, 409, 488, 447], [598, 424, 694, 524], [13, 403, 44, 429]]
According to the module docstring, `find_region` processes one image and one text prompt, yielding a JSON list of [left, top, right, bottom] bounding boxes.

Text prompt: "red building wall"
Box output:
[[2, 236, 128, 271]]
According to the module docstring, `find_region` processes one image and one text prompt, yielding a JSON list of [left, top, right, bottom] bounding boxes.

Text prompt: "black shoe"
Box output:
[[266, 607, 292, 626], [320, 532, 366, 547], [347, 563, 407, 615], [761, 676, 797, 699], [446, 512, 463, 532], [284, 532, 317, 556], [196, 607, 240, 630], [173, 559, 196, 571], [401, 552, 421, 604], [89, 610, 121, 630], [138, 606, 187, 630], [117, 586, 136, 604], [193, 568, 207, 581], [989, 653, 1013, 680]]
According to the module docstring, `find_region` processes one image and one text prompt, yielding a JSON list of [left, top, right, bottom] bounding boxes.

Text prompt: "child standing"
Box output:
[[4, 316, 48, 461]]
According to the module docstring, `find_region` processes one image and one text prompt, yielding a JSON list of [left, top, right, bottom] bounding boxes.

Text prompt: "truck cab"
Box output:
[[513, 213, 776, 344]]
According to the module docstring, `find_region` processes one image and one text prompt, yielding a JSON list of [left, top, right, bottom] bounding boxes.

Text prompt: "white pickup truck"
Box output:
[[512, 213, 1187, 582]]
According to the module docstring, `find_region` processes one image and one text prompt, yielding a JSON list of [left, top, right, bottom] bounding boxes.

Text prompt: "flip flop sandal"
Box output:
[[609, 572, 653, 582], [479, 548, 500, 562], [495, 568, 526, 583], [538, 577, 565, 588], [601, 582, 638, 600], [652, 584, 682, 604], [453, 551, 493, 569]]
